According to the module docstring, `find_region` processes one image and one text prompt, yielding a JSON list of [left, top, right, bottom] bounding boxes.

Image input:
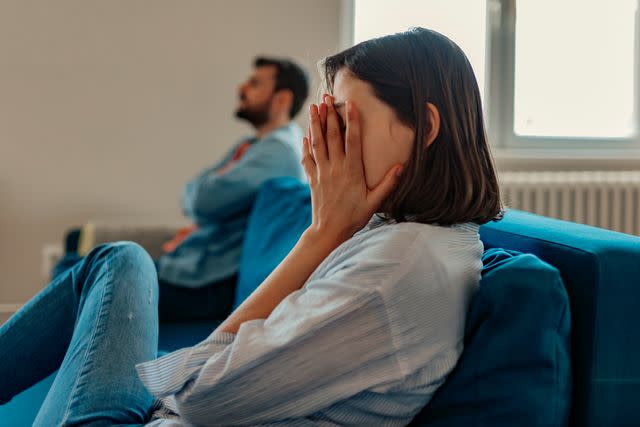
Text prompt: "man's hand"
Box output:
[[162, 225, 199, 253]]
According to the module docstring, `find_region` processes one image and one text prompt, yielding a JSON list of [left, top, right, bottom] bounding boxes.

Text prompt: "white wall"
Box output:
[[0, 0, 342, 309]]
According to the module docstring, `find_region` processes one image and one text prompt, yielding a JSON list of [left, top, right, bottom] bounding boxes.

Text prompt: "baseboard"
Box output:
[[0, 303, 23, 315]]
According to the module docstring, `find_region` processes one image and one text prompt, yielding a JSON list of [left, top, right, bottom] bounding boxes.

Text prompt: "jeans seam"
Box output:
[[60, 266, 114, 425]]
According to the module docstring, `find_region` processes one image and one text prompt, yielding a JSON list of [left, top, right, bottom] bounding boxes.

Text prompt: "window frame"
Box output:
[[344, 0, 640, 158]]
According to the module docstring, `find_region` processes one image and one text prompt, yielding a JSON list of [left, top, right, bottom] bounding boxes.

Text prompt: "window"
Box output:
[[514, 0, 637, 138], [354, 0, 487, 101], [350, 0, 640, 151]]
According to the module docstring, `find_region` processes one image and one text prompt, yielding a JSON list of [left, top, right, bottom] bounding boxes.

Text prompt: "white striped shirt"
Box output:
[[137, 217, 483, 426]]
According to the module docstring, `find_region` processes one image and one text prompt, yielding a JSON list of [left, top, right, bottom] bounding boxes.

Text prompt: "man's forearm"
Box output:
[[214, 228, 343, 335]]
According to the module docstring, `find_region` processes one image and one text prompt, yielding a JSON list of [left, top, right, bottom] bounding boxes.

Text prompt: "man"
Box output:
[[156, 57, 308, 320]]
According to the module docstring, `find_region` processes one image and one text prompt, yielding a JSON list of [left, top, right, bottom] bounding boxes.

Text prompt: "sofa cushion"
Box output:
[[158, 320, 222, 353], [480, 210, 640, 427], [233, 177, 311, 309], [410, 248, 572, 427]]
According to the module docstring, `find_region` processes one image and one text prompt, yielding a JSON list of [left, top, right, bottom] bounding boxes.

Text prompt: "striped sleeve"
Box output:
[[136, 263, 403, 426]]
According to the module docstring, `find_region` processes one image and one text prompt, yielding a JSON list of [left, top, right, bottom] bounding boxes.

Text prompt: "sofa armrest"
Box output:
[[480, 209, 640, 427], [78, 223, 181, 260]]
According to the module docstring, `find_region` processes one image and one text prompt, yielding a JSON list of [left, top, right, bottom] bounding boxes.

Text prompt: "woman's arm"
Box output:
[[215, 97, 404, 335], [136, 96, 407, 425], [214, 228, 342, 334], [137, 261, 403, 426]]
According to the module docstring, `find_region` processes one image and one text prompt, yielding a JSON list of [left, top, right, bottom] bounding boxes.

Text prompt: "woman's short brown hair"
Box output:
[[323, 27, 503, 226]]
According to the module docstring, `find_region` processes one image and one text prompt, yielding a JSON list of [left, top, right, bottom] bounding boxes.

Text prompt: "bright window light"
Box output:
[[514, 0, 638, 138], [353, 0, 487, 101]]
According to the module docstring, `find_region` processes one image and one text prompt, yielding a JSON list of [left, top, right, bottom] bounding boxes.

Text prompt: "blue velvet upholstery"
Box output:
[[0, 374, 55, 427], [479, 210, 640, 427], [233, 177, 311, 309]]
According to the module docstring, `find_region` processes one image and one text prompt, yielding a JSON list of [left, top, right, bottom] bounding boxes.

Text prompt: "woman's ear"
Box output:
[[425, 102, 440, 147]]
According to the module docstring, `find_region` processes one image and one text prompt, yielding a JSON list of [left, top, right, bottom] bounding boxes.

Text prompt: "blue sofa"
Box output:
[[1, 178, 639, 427], [476, 208, 639, 427]]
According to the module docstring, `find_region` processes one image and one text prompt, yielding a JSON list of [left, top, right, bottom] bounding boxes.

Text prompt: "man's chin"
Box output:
[[235, 109, 268, 128]]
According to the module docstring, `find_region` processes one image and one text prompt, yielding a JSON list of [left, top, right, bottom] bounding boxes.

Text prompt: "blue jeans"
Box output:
[[53, 253, 237, 322], [0, 242, 158, 426]]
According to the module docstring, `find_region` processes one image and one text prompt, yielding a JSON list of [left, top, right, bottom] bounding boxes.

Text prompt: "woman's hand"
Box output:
[[215, 95, 404, 334], [301, 95, 404, 247]]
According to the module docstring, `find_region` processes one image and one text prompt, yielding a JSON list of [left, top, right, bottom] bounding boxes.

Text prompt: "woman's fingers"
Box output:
[[309, 104, 328, 165], [368, 163, 404, 210], [345, 100, 363, 167], [301, 137, 317, 184], [319, 97, 328, 134], [307, 127, 314, 157], [325, 96, 345, 161]]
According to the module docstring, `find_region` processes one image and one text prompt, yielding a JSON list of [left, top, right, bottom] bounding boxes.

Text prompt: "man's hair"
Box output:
[[254, 56, 309, 119], [323, 27, 503, 226]]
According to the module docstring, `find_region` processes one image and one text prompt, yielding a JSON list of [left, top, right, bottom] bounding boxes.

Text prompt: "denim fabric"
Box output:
[[0, 242, 159, 426], [53, 255, 236, 323], [51, 252, 83, 280]]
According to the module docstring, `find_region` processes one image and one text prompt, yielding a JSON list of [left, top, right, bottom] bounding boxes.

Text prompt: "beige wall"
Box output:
[[0, 0, 342, 307]]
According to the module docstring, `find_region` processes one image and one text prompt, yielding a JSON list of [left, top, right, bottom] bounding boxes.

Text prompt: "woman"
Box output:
[[0, 27, 502, 426]]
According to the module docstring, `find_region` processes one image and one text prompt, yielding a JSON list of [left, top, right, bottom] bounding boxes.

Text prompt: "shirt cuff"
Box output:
[[135, 331, 236, 397], [203, 330, 237, 345]]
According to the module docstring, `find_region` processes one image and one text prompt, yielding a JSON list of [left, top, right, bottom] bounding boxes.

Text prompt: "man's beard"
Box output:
[[235, 98, 271, 128]]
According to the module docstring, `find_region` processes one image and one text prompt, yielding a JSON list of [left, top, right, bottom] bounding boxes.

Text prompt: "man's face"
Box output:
[[235, 65, 278, 127]]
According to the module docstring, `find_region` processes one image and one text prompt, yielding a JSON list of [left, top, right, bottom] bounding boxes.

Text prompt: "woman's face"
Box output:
[[332, 69, 415, 189]]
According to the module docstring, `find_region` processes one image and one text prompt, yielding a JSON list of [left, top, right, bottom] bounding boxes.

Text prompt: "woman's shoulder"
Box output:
[[351, 221, 431, 261], [351, 219, 480, 262], [315, 220, 480, 289]]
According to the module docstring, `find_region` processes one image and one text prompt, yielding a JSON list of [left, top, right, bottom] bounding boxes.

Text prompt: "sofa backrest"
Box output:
[[234, 178, 312, 309], [480, 210, 640, 427]]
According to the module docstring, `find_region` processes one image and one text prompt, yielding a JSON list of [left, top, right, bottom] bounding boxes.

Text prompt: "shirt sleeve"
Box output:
[[181, 142, 241, 221], [181, 137, 300, 225], [135, 264, 403, 426]]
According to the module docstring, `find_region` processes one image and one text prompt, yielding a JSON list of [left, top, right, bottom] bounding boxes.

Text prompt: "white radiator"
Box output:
[[499, 171, 640, 236]]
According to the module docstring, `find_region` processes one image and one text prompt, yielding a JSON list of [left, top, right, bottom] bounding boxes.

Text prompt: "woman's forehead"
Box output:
[[333, 70, 374, 104]]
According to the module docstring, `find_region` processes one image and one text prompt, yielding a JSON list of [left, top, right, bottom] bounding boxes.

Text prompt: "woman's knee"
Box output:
[[84, 242, 158, 293], [107, 241, 154, 265], [89, 241, 153, 267]]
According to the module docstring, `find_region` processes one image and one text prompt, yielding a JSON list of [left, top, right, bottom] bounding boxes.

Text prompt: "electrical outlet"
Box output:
[[42, 243, 64, 279]]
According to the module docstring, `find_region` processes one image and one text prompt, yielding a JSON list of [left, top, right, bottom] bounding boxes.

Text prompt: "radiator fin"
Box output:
[[499, 171, 640, 236]]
